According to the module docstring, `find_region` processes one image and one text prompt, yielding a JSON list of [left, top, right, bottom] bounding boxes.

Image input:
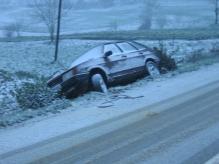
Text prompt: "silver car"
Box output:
[[47, 41, 160, 98]]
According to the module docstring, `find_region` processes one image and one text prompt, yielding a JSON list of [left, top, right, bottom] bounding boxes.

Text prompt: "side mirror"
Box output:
[[104, 51, 113, 58]]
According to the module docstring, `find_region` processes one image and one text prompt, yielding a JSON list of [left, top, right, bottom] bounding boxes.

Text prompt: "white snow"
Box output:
[[141, 39, 219, 62], [206, 153, 219, 164], [0, 63, 219, 155]]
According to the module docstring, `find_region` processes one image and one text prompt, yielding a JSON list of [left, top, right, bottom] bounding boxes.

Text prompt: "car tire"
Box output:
[[146, 61, 160, 78], [91, 74, 108, 94]]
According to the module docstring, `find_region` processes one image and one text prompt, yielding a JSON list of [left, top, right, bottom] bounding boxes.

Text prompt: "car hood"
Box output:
[[70, 55, 93, 68], [70, 60, 83, 68]]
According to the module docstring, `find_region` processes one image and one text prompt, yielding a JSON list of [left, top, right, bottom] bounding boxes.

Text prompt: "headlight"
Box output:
[[62, 71, 73, 81], [53, 84, 62, 92]]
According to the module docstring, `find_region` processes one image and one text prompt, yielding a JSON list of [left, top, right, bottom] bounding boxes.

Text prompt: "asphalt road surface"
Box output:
[[1, 82, 219, 164], [35, 84, 219, 164]]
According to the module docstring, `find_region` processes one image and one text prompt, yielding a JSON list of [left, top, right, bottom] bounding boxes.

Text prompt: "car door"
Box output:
[[116, 42, 145, 77], [102, 43, 130, 80]]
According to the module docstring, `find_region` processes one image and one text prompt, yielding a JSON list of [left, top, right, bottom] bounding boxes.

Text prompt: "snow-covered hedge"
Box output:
[[0, 70, 71, 127], [15, 79, 58, 110], [141, 39, 219, 63]]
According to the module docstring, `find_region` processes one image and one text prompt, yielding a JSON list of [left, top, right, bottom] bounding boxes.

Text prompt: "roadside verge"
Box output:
[[1, 80, 219, 164]]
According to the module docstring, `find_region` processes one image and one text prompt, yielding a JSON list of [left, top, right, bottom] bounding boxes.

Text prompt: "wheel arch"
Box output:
[[89, 67, 108, 85], [145, 57, 157, 64], [144, 57, 160, 75]]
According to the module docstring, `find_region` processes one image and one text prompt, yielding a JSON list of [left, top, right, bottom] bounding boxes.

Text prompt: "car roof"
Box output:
[[103, 41, 134, 45], [102, 41, 152, 51]]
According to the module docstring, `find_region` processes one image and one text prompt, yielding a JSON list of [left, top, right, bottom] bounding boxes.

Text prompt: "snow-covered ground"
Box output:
[[0, 39, 219, 128], [206, 153, 219, 164], [0, 62, 218, 155]]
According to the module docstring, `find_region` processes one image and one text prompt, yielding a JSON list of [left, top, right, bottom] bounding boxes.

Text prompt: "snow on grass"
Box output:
[[0, 70, 72, 127], [0, 40, 102, 76], [206, 153, 219, 164], [0, 39, 218, 128], [140, 39, 219, 63]]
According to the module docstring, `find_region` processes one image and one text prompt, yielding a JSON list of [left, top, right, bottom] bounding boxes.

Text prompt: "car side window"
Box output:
[[117, 42, 137, 53], [130, 42, 146, 50], [104, 44, 121, 55]]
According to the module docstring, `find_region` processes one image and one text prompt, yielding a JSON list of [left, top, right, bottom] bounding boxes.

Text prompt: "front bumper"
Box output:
[[48, 73, 89, 97], [62, 73, 89, 93]]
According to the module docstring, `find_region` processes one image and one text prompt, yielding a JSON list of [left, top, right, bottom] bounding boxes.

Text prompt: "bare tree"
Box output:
[[210, 0, 219, 25], [12, 21, 23, 37], [29, 0, 72, 43], [157, 16, 167, 29], [139, 0, 159, 30], [109, 20, 119, 31], [3, 21, 23, 38], [214, 0, 219, 24], [3, 25, 15, 38], [98, 0, 115, 8]]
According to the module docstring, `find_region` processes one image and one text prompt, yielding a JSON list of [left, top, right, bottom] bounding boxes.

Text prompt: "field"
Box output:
[[0, 0, 215, 37], [1, 28, 219, 43]]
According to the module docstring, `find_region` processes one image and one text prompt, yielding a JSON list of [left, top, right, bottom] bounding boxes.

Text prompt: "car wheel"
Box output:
[[91, 74, 108, 94], [146, 61, 160, 78]]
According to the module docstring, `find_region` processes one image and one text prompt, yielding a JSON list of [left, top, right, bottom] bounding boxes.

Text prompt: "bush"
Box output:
[[185, 49, 216, 63], [153, 46, 177, 73], [15, 79, 59, 110], [109, 20, 119, 31], [187, 52, 204, 63], [3, 21, 22, 38], [15, 71, 39, 80], [0, 69, 13, 82]]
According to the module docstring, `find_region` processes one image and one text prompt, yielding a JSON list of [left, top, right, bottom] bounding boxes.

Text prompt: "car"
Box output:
[[47, 41, 160, 98]]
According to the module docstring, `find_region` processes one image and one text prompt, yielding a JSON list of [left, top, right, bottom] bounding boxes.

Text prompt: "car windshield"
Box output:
[[70, 45, 102, 68], [104, 44, 121, 55]]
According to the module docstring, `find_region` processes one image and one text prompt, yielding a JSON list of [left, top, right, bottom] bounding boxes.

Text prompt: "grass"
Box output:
[[177, 53, 219, 74], [1, 28, 219, 43], [63, 28, 219, 40], [0, 69, 14, 82], [15, 71, 40, 80]]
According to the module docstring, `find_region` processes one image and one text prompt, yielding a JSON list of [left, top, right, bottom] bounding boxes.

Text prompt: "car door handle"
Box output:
[[122, 55, 127, 58]]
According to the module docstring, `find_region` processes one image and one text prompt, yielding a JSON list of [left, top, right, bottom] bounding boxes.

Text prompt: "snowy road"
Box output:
[[1, 80, 219, 164]]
